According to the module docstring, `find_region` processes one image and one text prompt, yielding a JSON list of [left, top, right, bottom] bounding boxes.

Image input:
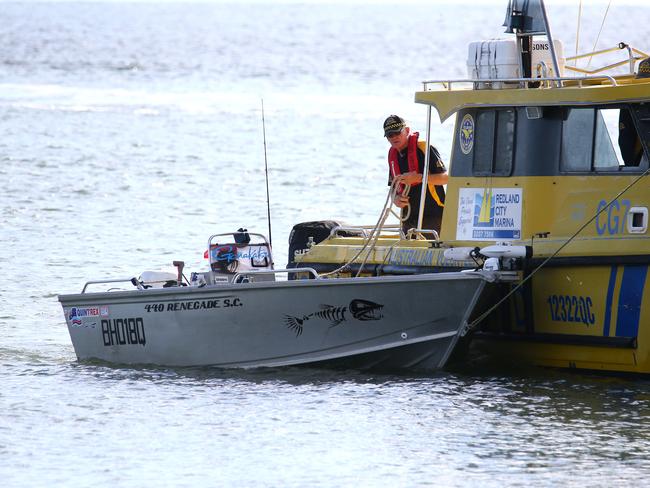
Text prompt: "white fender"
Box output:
[[443, 247, 477, 261], [480, 244, 531, 259]]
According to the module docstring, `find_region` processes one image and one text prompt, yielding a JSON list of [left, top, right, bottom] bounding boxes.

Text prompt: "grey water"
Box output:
[[2, 0, 650, 486]]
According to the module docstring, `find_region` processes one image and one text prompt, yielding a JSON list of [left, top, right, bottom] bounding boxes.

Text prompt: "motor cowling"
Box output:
[[288, 221, 344, 267]]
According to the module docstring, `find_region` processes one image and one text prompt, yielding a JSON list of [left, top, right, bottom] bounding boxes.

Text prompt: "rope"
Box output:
[[387, 179, 411, 224], [318, 177, 410, 278], [587, 0, 613, 68], [467, 165, 650, 329], [354, 208, 392, 277]]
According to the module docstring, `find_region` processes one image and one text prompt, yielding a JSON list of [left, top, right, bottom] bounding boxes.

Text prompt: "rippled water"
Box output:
[[2, 1, 650, 486], [4, 361, 650, 487]]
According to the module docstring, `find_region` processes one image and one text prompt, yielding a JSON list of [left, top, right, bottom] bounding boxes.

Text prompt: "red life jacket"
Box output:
[[388, 131, 420, 179], [387, 131, 445, 208]]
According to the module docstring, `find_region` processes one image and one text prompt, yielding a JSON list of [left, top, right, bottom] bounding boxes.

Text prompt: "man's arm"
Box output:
[[401, 145, 448, 186], [396, 171, 447, 186], [426, 145, 448, 187]]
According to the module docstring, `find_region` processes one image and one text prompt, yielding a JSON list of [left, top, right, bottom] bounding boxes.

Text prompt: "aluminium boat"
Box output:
[[58, 231, 506, 369]]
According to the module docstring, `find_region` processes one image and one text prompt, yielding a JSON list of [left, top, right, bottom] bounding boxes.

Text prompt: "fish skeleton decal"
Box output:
[[284, 299, 384, 337], [349, 299, 384, 321]]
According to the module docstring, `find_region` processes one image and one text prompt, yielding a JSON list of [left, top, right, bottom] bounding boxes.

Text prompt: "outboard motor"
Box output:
[[287, 221, 364, 278], [288, 221, 341, 267]]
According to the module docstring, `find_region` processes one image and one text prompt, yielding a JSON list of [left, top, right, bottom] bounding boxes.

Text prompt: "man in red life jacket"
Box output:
[[384, 115, 448, 236]]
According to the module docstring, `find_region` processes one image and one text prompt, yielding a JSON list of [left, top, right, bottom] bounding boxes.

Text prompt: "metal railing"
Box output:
[[422, 43, 648, 92], [565, 43, 649, 76], [404, 228, 440, 241], [232, 267, 320, 283], [81, 277, 141, 293], [328, 224, 401, 239], [421, 74, 618, 91]]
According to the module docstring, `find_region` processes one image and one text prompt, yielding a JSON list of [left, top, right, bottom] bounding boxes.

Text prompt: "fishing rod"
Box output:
[[261, 99, 273, 248]]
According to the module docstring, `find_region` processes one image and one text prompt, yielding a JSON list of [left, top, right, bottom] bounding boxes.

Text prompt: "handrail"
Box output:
[[405, 228, 440, 241], [565, 57, 646, 76], [565, 43, 649, 75], [328, 224, 402, 238], [81, 277, 140, 293], [232, 267, 320, 283], [422, 74, 618, 91]]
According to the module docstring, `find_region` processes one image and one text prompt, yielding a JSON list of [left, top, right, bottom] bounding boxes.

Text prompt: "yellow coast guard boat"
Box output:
[[292, 0, 650, 374]]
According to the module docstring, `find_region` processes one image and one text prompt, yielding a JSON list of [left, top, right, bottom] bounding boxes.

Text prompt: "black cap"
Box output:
[[383, 115, 406, 137], [637, 58, 650, 79]]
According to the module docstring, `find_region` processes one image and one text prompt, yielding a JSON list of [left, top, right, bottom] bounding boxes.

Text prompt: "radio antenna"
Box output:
[[261, 99, 273, 248]]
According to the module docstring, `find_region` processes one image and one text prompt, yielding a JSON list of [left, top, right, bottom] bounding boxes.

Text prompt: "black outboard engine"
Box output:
[[288, 221, 340, 267], [287, 221, 363, 278]]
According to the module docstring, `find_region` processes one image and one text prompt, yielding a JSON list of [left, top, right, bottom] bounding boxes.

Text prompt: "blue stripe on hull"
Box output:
[[603, 265, 618, 337], [615, 265, 648, 338]]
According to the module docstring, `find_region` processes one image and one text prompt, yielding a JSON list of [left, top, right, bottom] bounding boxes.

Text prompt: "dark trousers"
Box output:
[[401, 210, 442, 238]]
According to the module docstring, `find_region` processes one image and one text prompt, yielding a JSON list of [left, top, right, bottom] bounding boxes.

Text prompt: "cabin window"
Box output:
[[472, 109, 515, 176], [594, 109, 620, 169], [560, 108, 594, 171], [495, 109, 516, 173], [474, 111, 495, 173], [561, 106, 647, 172]]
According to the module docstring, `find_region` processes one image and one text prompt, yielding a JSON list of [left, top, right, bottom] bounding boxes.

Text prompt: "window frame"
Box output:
[[560, 104, 649, 174], [471, 108, 516, 177]]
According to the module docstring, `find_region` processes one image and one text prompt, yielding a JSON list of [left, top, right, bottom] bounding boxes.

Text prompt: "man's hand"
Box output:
[[392, 194, 409, 208], [398, 171, 422, 186]]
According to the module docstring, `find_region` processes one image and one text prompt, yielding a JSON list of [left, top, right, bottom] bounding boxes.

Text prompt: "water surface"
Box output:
[[2, 1, 650, 485]]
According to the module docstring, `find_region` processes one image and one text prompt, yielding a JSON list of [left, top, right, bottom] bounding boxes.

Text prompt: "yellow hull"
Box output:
[[472, 262, 650, 373]]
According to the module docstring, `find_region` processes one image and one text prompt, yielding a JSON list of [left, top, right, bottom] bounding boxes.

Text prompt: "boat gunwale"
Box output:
[[58, 270, 495, 304]]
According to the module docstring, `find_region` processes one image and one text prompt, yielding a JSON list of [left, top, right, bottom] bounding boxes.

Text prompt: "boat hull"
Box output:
[[58, 273, 489, 370], [468, 261, 650, 373]]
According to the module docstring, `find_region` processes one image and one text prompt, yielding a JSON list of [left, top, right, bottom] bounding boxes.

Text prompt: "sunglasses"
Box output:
[[385, 130, 403, 138]]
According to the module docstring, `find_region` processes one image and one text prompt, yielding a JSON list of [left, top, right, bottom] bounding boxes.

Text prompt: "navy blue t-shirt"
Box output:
[[388, 145, 446, 232]]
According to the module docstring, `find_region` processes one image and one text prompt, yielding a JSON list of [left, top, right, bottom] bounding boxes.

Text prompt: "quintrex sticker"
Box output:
[[68, 306, 109, 328], [284, 299, 384, 337]]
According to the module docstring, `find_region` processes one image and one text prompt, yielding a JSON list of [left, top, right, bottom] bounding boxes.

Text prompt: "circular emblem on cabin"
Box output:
[[459, 114, 474, 155]]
